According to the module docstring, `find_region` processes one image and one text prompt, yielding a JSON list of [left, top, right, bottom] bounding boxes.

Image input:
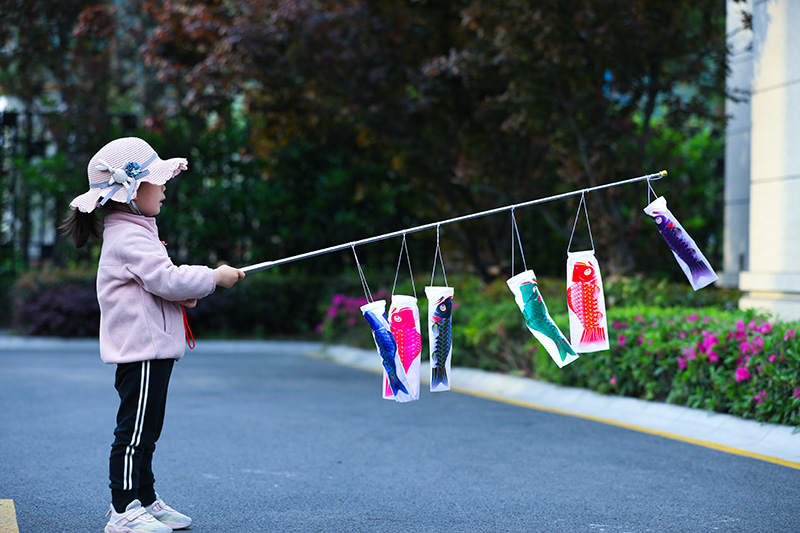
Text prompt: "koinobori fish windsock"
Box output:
[[644, 196, 718, 291], [566, 251, 610, 353], [425, 286, 454, 392], [360, 300, 414, 403], [386, 295, 421, 401], [507, 270, 579, 368]]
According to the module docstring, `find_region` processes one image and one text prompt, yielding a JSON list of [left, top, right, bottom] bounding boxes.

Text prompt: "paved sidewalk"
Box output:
[[2, 334, 798, 469]]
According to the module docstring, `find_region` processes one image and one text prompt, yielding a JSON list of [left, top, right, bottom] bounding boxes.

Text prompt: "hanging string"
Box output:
[[430, 224, 448, 287], [567, 191, 595, 253], [392, 233, 417, 299], [646, 177, 659, 204], [510, 208, 528, 275], [351, 244, 373, 303], [511, 208, 515, 276]]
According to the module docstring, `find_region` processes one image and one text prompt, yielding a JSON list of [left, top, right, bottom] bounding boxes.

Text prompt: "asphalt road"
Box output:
[[1, 341, 799, 532]]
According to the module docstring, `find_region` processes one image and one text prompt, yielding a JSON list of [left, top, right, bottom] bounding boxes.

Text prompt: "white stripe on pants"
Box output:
[[123, 360, 149, 490]]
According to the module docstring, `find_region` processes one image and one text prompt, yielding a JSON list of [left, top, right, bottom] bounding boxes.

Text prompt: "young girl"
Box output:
[[64, 137, 245, 533]]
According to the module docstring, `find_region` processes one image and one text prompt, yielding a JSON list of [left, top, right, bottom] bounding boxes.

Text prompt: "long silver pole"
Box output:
[[240, 170, 667, 274]]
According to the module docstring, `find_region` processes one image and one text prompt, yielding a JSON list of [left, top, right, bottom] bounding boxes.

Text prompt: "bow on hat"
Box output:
[[91, 152, 157, 212]]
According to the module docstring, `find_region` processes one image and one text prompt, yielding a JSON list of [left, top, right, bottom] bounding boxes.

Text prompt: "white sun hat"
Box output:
[[70, 137, 188, 214]]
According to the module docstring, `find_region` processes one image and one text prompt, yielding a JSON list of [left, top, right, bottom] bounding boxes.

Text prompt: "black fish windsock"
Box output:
[[425, 286, 454, 392], [644, 196, 718, 291], [507, 270, 579, 368]]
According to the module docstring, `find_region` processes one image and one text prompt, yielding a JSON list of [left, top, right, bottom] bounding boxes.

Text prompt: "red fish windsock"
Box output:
[[566, 251, 609, 353], [507, 270, 579, 368], [386, 295, 421, 401], [644, 196, 718, 291]]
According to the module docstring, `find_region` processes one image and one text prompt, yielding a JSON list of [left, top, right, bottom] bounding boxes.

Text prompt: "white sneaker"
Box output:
[[105, 500, 173, 533], [145, 495, 192, 530]]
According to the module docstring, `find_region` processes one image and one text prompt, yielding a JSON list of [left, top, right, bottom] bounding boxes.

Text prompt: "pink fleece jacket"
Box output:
[[97, 212, 216, 364]]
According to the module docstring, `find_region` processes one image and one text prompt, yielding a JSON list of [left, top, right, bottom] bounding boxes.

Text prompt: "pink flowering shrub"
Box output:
[[503, 292, 800, 426], [540, 305, 800, 426], [317, 289, 389, 347]]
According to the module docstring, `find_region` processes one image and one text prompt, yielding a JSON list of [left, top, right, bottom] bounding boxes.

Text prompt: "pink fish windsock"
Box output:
[[386, 295, 421, 401], [360, 300, 414, 403], [425, 286, 454, 392], [566, 251, 609, 353], [644, 196, 718, 291], [507, 270, 579, 368]]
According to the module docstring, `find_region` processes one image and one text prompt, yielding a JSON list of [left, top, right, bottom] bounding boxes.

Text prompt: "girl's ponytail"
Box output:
[[60, 209, 101, 249]]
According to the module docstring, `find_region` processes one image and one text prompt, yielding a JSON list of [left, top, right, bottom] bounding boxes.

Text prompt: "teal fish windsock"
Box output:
[[520, 281, 577, 363], [507, 270, 579, 368]]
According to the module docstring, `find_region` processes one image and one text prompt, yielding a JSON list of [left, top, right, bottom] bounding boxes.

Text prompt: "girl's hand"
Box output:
[[177, 299, 198, 308], [215, 265, 246, 288]]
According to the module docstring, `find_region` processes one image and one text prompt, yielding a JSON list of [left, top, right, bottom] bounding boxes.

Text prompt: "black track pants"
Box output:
[[109, 359, 174, 513]]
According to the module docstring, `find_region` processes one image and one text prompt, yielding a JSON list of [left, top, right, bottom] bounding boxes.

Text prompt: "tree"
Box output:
[[142, 0, 729, 280], [440, 0, 729, 276]]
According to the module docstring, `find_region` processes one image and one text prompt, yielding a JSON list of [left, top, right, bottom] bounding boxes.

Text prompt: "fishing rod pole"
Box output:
[[240, 169, 668, 274]]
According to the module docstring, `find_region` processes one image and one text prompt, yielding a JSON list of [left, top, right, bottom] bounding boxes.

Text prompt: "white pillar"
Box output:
[[738, 0, 800, 320], [722, 0, 752, 287]]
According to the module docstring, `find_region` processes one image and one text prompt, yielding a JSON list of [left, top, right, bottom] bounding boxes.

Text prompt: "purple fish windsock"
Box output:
[[425, 286, 454, 392], [386, 295, 421, 401], [360, 300, 413, 403], [644, 196, 718, 291], [566, 251, 610, 353], [507, 270, 579, 368]]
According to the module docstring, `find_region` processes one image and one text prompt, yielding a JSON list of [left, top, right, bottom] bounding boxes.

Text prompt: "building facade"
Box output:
[[724, 0, 800, 320]]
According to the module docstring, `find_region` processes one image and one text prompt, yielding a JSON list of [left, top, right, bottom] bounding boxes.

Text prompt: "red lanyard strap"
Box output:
[[181, 305, 195, 349]]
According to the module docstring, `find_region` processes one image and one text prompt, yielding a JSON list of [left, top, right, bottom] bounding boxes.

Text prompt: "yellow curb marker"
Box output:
[[0, 500, 19, 533], [453, 385, 800, 471]]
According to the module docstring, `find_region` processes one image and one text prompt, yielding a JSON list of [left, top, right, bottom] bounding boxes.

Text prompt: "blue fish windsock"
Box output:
[[644, 196, 718, 291], [507, 270, 579, 368], [425, 286, 454, 392], [360, 300, 413, 403]]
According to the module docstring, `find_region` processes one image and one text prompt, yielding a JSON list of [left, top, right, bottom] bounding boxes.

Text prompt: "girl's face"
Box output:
[[135, 182, 166, 216]]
